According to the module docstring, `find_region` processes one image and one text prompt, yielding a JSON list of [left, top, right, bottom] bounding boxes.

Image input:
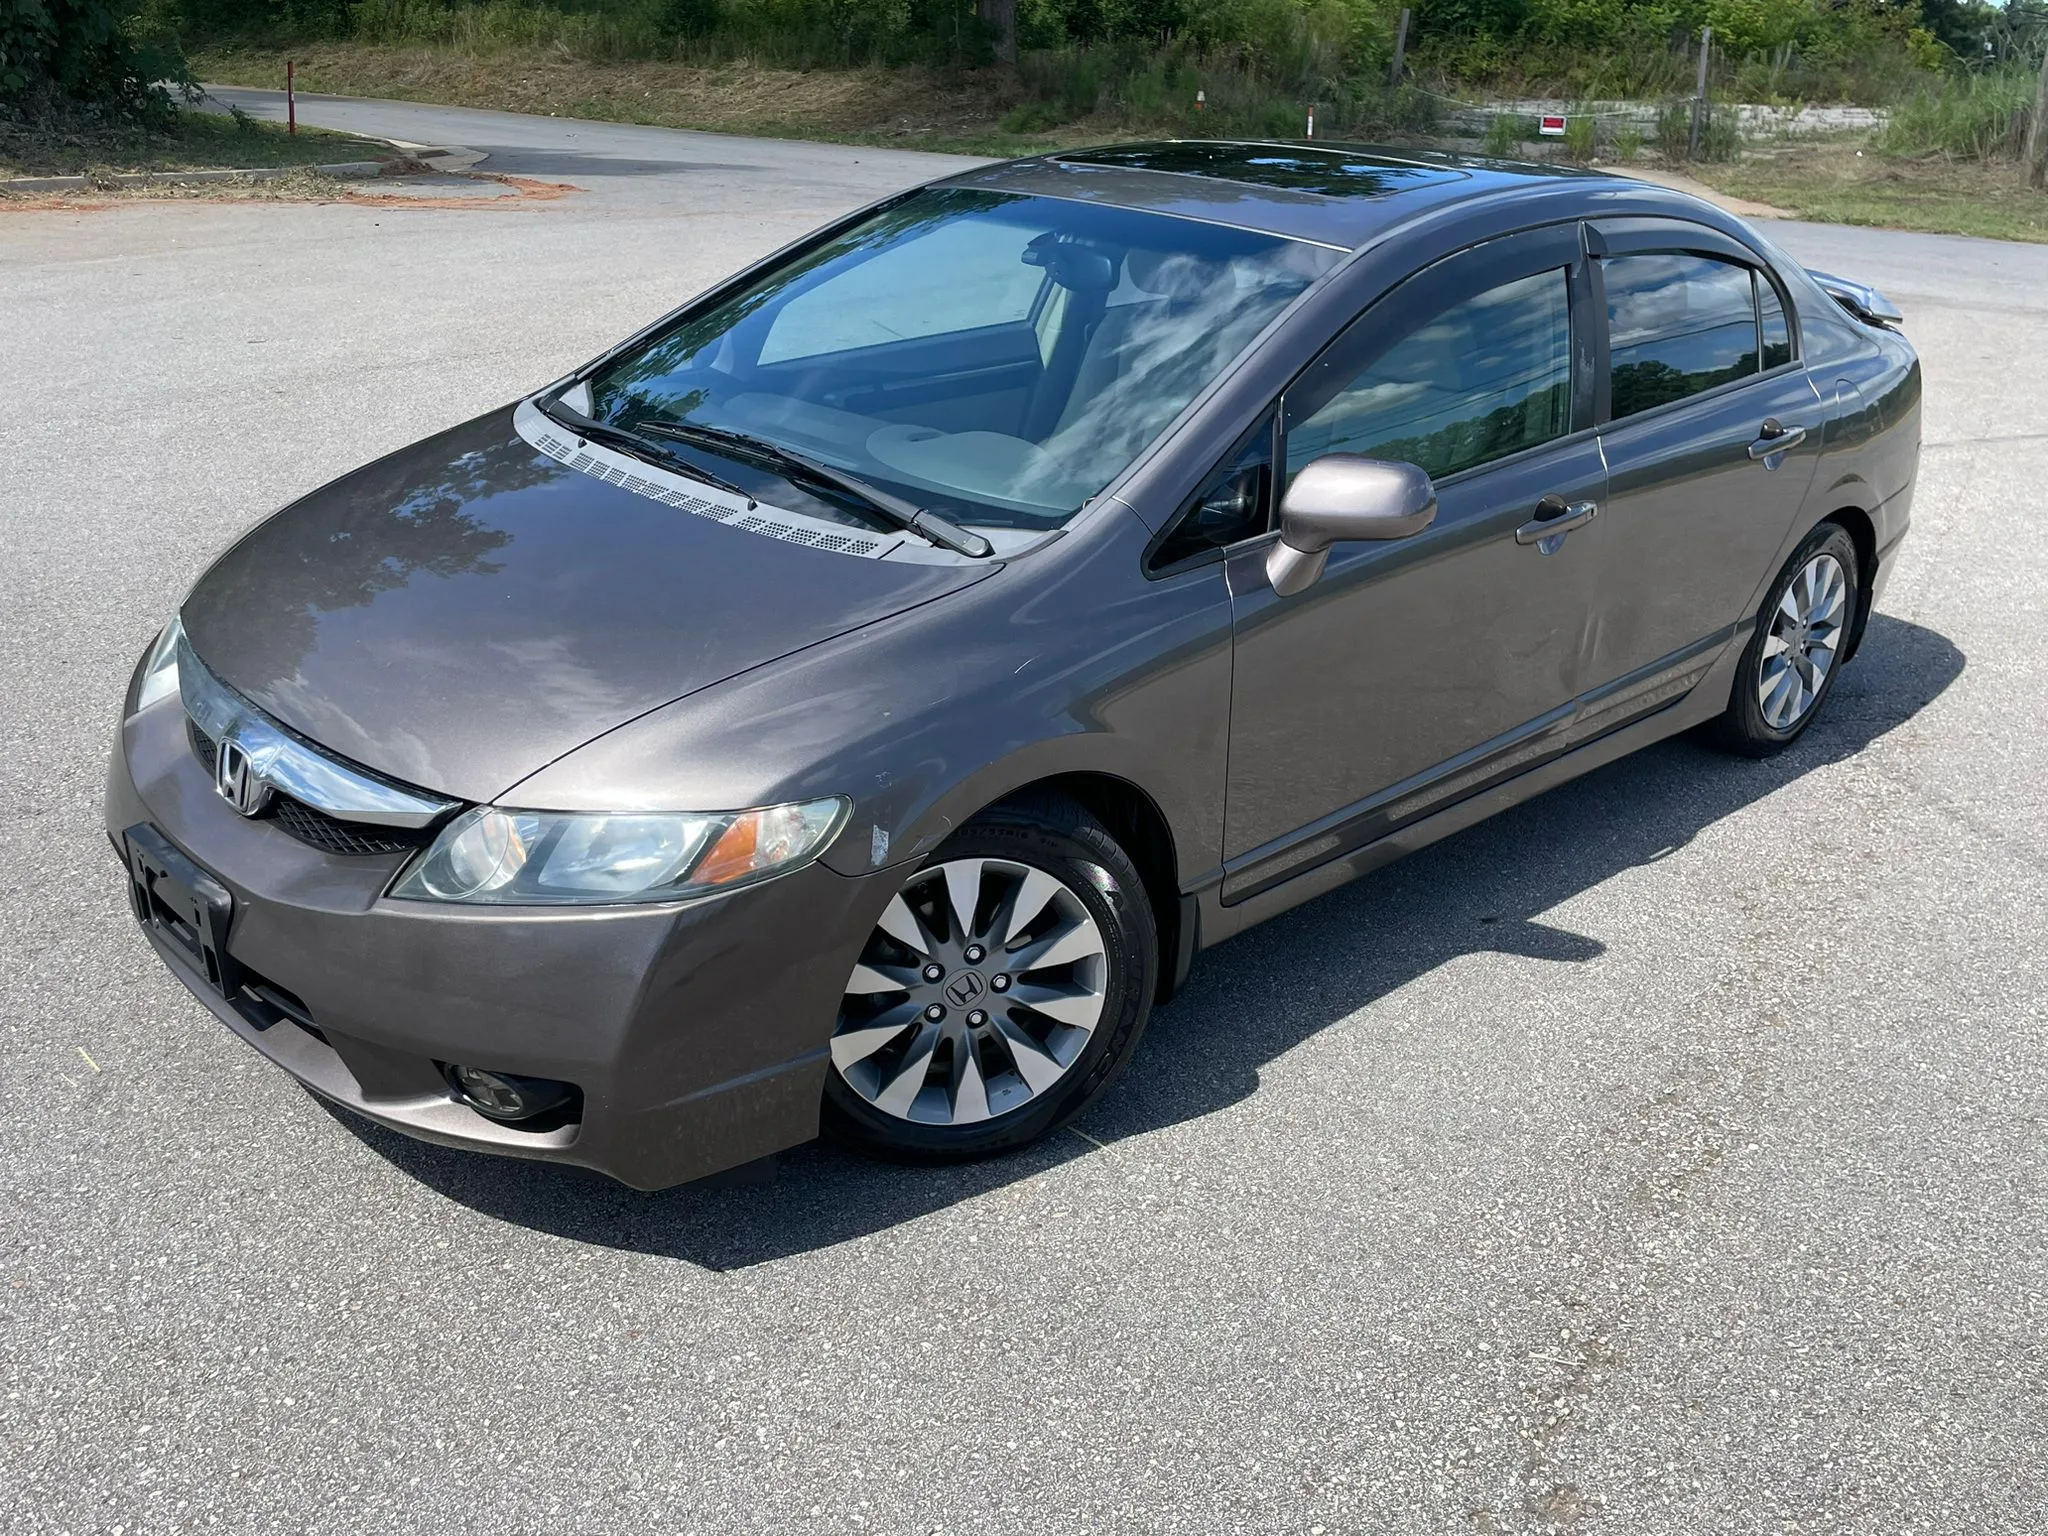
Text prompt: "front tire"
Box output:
[[823, 795, 1157, 1161], [1704, 521, 1860, 757]]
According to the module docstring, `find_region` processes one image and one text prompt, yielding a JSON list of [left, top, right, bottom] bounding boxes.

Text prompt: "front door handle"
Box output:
[[1748, 420, 1808, 463], [1515, 495, 1599, 548]]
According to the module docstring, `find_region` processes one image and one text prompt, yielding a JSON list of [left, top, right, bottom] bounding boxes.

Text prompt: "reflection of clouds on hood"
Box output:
[[262, 668, 445, 791]]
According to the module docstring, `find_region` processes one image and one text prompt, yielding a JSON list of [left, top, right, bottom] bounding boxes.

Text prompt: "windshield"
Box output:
[[581, 189, 1340, 531]]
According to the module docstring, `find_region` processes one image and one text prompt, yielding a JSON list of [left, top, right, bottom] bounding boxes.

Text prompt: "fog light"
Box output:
[[444, 1063, 576, 1123]]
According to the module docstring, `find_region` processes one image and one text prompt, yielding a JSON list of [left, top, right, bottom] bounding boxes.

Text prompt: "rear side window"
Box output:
[[1604, 253, 1760, 419], [1286, 268, 1574, 481]]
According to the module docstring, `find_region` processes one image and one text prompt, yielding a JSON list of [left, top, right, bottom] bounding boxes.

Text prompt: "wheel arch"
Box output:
[[1820, 504, 1879, 663], [987, 771, 1191, 1006]]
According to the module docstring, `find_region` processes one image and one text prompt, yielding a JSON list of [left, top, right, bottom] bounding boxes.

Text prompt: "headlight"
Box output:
[[131, 616, 184, 715], [389, 798, 848, 906]]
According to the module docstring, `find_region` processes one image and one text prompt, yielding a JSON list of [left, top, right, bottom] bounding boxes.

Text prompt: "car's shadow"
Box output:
[[322, 613, 1964, 1270]]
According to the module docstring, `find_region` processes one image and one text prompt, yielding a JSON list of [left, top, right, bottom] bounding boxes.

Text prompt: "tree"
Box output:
[[1, 0, 185, 116], [980, 0, 1016, 62]]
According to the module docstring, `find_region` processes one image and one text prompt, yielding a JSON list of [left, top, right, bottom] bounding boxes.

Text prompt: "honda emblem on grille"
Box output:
[[213, 737, 273, 818]]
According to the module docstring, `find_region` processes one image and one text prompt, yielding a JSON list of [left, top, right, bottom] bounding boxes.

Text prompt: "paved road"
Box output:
[[4, 93, 2044, 1535]]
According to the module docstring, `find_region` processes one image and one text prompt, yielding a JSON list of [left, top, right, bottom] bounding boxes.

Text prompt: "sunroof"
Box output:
[[1054, 143, 1466, 198]]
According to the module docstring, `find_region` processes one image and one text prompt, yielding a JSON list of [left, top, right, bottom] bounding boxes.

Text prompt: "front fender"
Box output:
[[506, 506, 1237, 892]]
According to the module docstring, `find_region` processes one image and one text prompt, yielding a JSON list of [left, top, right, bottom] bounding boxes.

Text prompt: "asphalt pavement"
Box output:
[[3, 92, 2044, 1534]]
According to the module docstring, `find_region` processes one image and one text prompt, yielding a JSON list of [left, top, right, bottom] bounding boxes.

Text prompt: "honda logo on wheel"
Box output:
[[214, 737, 273, 818]]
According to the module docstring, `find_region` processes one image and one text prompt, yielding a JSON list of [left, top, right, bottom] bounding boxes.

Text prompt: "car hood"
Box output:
[[181, 407, 995, 804]]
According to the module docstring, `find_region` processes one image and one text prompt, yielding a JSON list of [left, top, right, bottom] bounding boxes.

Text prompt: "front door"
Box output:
[[1579, 228, 1826, 718], [1221, 225, 1609, 900]]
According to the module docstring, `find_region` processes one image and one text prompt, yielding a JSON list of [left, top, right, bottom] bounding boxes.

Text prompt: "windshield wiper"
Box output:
[[638, 419, 994, 558], [538, 398, 755, 504]]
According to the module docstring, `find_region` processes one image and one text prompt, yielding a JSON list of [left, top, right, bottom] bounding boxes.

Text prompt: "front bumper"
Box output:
[[106, 695, 897, 1189]]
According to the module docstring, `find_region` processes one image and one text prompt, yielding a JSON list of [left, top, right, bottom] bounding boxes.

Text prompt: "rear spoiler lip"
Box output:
[[1806, 267, 1905, 327]]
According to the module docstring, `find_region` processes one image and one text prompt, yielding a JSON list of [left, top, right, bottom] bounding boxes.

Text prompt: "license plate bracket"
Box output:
[[124, 824, 239, 1000]]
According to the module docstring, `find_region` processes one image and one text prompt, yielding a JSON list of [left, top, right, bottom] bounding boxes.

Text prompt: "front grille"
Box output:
[[189, 717, 218, 776], [187, 718, 432, 858], [271, 796, 426, 857]]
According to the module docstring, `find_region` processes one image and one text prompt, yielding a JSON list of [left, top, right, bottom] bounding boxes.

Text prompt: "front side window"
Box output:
[[583, 190, 1338, 531], [1151, 414, 1274, 570], [1604, 253, 1761, 419], [1285, 268, 1574, 483]]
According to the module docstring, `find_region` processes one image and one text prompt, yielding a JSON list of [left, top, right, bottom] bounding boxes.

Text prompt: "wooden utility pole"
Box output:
[[1688, 25, 1711, 159], [2028, 33, 2048, 189], [1389, 8, 1411, 87], [979, 0, 1016, 64]]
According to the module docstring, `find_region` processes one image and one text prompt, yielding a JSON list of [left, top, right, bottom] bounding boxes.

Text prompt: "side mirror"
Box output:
[[1265, 455, 1437, 597]]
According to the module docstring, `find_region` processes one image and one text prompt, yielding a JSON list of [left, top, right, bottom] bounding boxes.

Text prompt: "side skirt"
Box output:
[[1192, 627, 1745, 950]]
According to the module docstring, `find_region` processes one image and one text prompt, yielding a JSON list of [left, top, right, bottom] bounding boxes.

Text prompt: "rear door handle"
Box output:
[[1515, 496, 1599, 548], [1748, 420, 1808, 462]]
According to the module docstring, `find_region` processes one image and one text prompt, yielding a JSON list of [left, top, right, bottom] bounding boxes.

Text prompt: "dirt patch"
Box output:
[[347, 172, 577, 207], [0, 166, 576, 213]]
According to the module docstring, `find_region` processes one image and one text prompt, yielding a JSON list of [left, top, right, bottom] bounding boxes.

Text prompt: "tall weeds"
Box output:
[[1882, 66, 2035, 162]]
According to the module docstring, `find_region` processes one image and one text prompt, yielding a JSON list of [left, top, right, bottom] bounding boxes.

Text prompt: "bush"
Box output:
[[1563, 108, 1593, 159], [1480, 109, 1526, 155], [1696, 100, 1739, 158], [1655, 96, 1689, 156], [1412, 0, 1967, 105], [655, 0, 719, 38], [3, 0, 188, 113]]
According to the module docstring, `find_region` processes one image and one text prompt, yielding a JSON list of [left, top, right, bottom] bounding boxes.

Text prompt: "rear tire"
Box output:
[[1704, 521, 1860, 758], [823, 794, 1157, 1161]]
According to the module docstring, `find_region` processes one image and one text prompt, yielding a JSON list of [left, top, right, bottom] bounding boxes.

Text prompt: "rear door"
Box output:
[[1578, 219, 1826, 735]]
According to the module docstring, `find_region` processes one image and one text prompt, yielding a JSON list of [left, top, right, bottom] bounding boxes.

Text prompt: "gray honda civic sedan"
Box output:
[[108, 142, 1920, 1188]]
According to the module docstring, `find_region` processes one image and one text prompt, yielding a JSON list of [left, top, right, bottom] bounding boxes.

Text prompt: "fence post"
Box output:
[[1389, 8, 1410, 87], [2028, 35, 2048, 189], [1688, 25, 1710, 159], [286, 59, 295, 135]]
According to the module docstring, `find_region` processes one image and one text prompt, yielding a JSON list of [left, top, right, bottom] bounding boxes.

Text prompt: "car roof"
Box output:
[[938, 140, 1700, 251]]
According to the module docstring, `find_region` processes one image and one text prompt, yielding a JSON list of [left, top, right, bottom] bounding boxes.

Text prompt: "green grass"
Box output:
[[1697, 142, 2048, 245], [0, 106, 390, 178]]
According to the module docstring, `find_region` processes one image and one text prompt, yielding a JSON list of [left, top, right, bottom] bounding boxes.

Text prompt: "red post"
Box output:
[[287, 60, 296, 135]]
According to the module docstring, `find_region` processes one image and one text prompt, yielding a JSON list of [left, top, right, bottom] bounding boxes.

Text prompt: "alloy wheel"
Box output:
[[1758, 551, 1848, 731], [833, 857, 1109, 1127]]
